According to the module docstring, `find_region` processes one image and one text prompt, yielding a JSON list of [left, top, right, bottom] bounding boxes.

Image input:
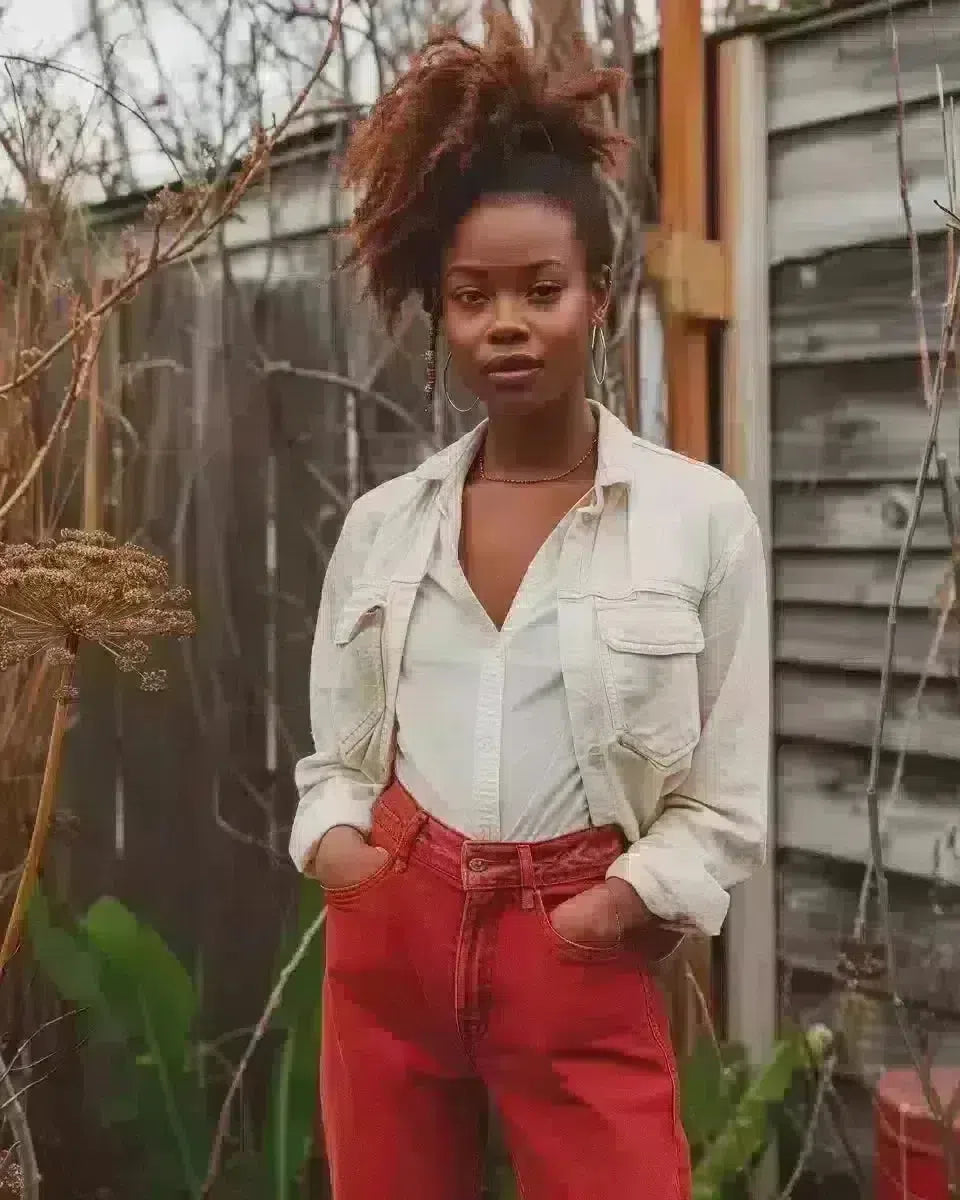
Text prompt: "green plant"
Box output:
[[681, 1025, 833, 1200], [26, 880, 325, 1199]]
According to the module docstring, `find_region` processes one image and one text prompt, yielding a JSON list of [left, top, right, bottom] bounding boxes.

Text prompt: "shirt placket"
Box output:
[[471, 638, 505, 841]]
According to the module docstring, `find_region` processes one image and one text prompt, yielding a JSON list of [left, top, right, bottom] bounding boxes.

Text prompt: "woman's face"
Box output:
[[441, 196, 607, 417]]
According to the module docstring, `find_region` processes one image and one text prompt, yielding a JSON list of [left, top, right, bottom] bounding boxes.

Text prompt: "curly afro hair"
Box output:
[[340, 11, 631, 333]]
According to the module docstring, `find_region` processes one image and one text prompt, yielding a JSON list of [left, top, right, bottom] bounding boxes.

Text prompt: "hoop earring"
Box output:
[[442, 353, 479, 414], [591, 325, 607, 386]]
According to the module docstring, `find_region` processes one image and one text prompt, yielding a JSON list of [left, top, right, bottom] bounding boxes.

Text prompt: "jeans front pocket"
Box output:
[[322, 851, 397, 907], [534, 877, 626, 965]]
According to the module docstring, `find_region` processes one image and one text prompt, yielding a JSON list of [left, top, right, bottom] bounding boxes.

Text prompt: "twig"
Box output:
[[199, 904, 328, 1198], [0, 0, 345, 411], [0, 1048, 39, 1200], [859, 7, 960, 1190], [776, 1054, 836, 1200], [853, 583, 953, 937], [0, 313, 106, 524]]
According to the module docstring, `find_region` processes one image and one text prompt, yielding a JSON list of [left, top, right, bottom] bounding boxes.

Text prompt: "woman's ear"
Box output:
[[591, 265, 612, 325]]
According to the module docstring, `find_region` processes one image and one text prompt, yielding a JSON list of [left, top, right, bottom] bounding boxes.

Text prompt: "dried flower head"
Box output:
[[0, 528, 195, 691], [144, 184, 204, 226], [0, 1158, 23, 1197]]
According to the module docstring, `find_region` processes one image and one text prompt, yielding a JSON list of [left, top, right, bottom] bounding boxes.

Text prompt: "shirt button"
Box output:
[[468, 857, 487, 872]]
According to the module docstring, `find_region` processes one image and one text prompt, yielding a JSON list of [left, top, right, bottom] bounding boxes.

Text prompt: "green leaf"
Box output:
[[29, 892, 209, 1195], [680, 1036, 747, 1152], [79, 898, 206, 1195], [26, 889, 118, 1044], [81, 897, 196, 1059], [692, 1030, 821, 1200]]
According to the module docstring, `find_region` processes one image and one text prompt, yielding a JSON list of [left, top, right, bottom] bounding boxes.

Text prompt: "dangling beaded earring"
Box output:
[[424, 303, 439, 409], [423, 302, 478, 417], [424, 301, 446, 440]]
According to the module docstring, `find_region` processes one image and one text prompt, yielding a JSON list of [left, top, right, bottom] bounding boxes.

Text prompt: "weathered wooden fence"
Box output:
[[766, 0, 960, 1170]]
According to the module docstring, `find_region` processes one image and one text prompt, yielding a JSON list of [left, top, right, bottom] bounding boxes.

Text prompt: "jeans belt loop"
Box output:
[[517, 845, 536, 911], [394, 810, 428, 872]]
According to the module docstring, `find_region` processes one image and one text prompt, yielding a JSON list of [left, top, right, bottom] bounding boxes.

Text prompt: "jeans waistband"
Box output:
[[372, 777, 625, 891]]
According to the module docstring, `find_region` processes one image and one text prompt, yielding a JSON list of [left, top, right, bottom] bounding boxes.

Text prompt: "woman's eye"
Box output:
[[455, 289, 485, 306], [530, 283, 562, 302]]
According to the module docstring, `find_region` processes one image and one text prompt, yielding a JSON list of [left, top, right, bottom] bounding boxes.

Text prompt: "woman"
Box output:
[[290, 16, 769, 1200]]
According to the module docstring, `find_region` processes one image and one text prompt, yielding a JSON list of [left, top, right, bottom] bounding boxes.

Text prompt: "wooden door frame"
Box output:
[[716, 32, 777, 1071], [653, 5, 776, 1066]]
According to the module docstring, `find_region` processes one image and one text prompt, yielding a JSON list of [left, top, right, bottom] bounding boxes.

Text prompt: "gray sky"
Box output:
[[1, 0, 759, 200]]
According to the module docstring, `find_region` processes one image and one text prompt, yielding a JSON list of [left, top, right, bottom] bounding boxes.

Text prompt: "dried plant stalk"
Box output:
[[0, 529, 196, 976], [0, 651, 75, 973]]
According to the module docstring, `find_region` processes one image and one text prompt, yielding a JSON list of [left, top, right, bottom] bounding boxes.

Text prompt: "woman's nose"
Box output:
[[488, 295, 528, 341]]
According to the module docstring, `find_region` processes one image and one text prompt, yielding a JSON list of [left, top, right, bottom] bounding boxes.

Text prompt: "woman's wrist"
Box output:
[[604, 877, 653, 934]]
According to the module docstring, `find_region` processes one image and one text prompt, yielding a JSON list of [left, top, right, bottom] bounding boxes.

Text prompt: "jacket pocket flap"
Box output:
[[596, 601, 704, 656], [333, 589, 386, 646]]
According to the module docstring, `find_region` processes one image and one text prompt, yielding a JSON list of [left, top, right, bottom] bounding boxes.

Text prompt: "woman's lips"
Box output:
[[486, 365, 543, 386]]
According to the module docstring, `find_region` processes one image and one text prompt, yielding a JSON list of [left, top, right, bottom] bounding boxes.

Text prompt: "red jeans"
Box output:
[[321, 779, 692, 1200]]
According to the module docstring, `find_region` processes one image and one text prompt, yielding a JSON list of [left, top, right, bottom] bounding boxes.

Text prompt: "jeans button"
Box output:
[[468, 857, 487, 873]]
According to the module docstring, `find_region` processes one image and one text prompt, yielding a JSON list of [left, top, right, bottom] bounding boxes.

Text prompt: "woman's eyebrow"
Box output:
[[445, 258, 567, 277]]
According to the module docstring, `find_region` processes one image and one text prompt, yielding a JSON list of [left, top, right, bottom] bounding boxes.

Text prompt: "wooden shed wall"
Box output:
[[766, 0, 960, 1166]]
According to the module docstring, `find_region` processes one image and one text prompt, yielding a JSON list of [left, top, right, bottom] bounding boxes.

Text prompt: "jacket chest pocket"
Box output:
[[595, 598, 704, 768], [331, 591, 387, 762]]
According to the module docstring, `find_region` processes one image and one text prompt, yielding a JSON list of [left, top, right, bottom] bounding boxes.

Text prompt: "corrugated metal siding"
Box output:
[[767, 0, 960, 1160]]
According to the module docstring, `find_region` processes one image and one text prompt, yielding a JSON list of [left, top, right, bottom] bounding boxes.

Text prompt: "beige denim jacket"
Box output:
[[290, 401, 770, 938]]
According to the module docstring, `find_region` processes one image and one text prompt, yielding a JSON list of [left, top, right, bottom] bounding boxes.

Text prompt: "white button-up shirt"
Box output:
[[290, 401, 770, 938], [395, 481, 592, 842]]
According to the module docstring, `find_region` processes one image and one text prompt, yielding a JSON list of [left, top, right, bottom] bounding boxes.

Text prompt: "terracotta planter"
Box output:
[[874, 1068, 960, 1200]]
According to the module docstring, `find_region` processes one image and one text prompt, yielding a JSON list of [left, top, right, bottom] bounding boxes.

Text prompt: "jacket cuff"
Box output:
[[289, 779, 377, 874], [605, 851, 730, 938]]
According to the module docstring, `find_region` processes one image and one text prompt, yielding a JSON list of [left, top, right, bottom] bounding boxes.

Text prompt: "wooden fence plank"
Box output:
[[771, 234, 947, 365], [770, 99, 953, 264], [779, 849, 960, 1015], [774, 481, 951, 550], [777, 665, 960, 758], [777, 602, 959, 677], [196, 279, 296, 1036], [109, 269, 204, 963], [777, 742, 960, 884], [767, 3, 960, 134], [773, 358, 957, 482], [271, 278, 346, 826], [775, 552, 948, 609]]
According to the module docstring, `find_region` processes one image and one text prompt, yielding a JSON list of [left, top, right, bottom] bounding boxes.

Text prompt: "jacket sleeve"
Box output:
[[288, 510, 383, 875], [606, 515, 770, 937]]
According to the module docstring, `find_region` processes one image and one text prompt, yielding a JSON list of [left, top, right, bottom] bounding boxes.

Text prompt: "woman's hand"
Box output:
[[310, 826, 389, 891], [549, 878, 650, 948]]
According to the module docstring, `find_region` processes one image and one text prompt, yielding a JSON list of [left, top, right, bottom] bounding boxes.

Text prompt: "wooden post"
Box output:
[[717, 33, 776, 1072], [658, 0, 711, 463], [651, 0, 715, 1060]]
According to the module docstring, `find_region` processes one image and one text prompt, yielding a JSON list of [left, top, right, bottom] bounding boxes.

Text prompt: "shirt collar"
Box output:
[[415, 399, 636, 512]]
